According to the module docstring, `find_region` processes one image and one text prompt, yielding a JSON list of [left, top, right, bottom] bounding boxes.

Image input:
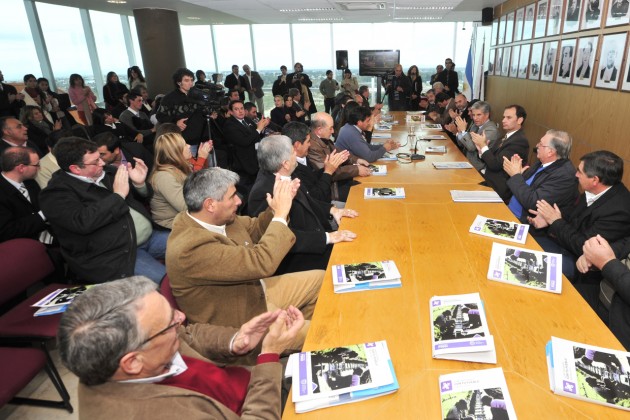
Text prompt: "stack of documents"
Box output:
[[32, 286, 93, 316], [332, 260, 401, 293], [450, 190, 502, 202], [469, 215, 529, 244]]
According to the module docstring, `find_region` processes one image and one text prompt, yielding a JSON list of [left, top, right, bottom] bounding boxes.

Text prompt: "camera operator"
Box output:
[[382, 64, 411, 111], [287, 63, 317, 115], [156, 68, 212, 155]]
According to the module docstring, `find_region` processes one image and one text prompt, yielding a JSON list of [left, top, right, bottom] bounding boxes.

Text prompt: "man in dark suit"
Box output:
[[222, 100, 270, 188], [0, 70, 25, 118], [437, 58, 459, 98], [287, 63, 317, 114], [93, 131, 154, 174], [248, 135, 357, 274], [243, 64, 265, 114], [504, 129, 578, 224], [0, 116, 44, 157], [428, 92, 457, 126], [0, 146, 51, 243], [599, 45, 619, 83], [118, 91, 156, 149], [472, 104, 530, 202], [529, 150, 630, 280], [281, 121, 348, 203], [383, 64, 411, 111], [224, 65, 248, 101]]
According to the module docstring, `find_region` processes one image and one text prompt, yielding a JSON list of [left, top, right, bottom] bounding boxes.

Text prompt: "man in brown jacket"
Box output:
[[166, 168, 323, 350], [308, 112, 372, 202], [58, 276, 304, 419]]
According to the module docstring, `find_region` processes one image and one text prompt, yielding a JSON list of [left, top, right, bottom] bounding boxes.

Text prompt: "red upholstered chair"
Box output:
[[0, 239, 73, 412], [159, 274, 180, 311]]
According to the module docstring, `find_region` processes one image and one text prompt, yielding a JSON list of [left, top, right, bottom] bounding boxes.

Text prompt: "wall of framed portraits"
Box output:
[[487, 0, 630, 183]]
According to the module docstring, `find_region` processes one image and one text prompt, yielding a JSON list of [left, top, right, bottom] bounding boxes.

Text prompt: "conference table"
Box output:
[[282, 112, 625, 419]]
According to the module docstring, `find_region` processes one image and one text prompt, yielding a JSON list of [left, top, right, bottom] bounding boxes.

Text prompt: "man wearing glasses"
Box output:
[[503, 130, 578, 224], [58, 276, 304, 418], [0, 146, 53, 243], [0, 116, 43, 157], [40, 137, 168, 284]]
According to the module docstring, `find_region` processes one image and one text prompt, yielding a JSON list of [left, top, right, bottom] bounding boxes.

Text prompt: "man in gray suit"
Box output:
[[453, 101, 499, 171]]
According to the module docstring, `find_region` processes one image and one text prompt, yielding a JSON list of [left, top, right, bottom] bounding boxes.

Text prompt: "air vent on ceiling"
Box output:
[[337, 2, 387, 11]]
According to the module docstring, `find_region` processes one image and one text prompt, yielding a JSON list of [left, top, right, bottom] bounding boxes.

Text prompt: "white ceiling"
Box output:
[[38, 0, 503, 25]]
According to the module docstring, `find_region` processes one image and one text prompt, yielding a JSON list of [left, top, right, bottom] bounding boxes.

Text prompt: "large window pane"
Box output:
[[252, 24, 292, 115], [181, 25, 216, 75], [127, 17, 144, 71], [90, 10, 130, 87], [293, 24, 333, 111], [213, 25, 253, 72], [0, 0, 39, 83], [37, 2, 92, 94]]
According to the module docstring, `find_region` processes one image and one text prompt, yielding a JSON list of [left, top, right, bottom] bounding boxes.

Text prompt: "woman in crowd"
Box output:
[[407, 65, 423, 111], [270, 95, 290, 127], [150, 133, 211, 229], [68, 73, 97, 125], [37, 77, 71, 127], [340, 69, 359, 95], [21, 74, 54, 124], [20, 105, 61, 153], [92, 108, 137, 141], [283, 94, 299, 123], [127, 66, 147, 90], [103, 71, 129, 112]]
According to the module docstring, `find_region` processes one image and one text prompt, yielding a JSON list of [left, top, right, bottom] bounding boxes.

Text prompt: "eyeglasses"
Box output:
[[141, 311, 182, 346], [82, 157, 104, 166]]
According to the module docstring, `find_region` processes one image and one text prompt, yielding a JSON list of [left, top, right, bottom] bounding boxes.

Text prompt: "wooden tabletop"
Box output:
[[282, 113, 623, 419]]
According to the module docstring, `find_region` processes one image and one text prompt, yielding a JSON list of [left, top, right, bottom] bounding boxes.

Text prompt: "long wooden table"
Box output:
[[283, 113, 624, 419]]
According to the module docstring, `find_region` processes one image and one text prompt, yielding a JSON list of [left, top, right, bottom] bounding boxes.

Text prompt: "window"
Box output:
[[181, 25, 216, 75], [0, 0, 39, 83], [213, 25, 253, 72], [90, 10, 130, 87]]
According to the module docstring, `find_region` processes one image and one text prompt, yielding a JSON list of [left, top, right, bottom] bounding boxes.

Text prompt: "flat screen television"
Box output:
[[359, 50, 400, 76]]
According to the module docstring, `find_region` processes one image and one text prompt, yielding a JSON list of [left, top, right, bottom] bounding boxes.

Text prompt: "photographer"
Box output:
[[287, 62, 317, 114], [381, 64, 411, 111], [156, 68, 211, 155]]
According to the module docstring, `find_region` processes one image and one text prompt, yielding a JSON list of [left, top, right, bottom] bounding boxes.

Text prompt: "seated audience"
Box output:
[[270, 95, 290, 128], [529, 150, 630, 280], [166, 168, 323, 350], [472, 104, 530, 202], [0, 146, 52, 243], [21, 74, 53, 124], [35, 130, 73, 189], [91, 108, 139, 142], [119, 91, 157, 149], [103, 71, 129, 112], [335, 106, 398, 162], [93, 131, 154, 174], [427, 92, 455, 125], [248, 135, 357, 273], [0, 69, 25, 118], [308, 112, 371, 203], [21, 105, 61, 153], [40, 137, 167, 284], [127, 65, 147, 91], [58, 276, 305, 418], [504, 129, 578, 223]]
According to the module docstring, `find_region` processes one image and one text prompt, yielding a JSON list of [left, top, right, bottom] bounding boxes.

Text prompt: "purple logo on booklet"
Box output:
[[335, 265, 344, 283], [365, 342, 376, 348], [516, 225, 525, 240], [298, 352, 308, 396], [432, 300, 441, 307], [474, 226, 481, 231], [563, 380, 576, 394], [435, 339, 488, 350], [549, 256, 558, 290], [440, 381, 452, 392], [493, 270, 502, 278]]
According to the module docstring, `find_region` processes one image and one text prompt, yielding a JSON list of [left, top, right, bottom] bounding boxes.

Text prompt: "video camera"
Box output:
[[187, 86, 224, 115]]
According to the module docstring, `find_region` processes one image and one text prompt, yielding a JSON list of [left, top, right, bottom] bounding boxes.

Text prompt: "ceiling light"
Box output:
[[187, 16, 201, 20], [395, 6, 452, 10], [337, 2, 387, 11], [280, 8, 335, 12], [298, 17, 345, 22], [107, 0, 127, 3], [394, 16, 443, 20]]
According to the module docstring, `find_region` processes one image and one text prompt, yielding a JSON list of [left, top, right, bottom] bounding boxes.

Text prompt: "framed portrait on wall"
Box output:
[[495, 48, 504, 76], [491, 19, 499, 46], [557, 39, 577, 84], [535, 0, 548, 38], [518, 44, 531, 78], [563, 0, 582, 33], [501, 47, 512, 77], [621, 42, 630, 91], [509, 45, 521, 77], [529, 43, 544, 80], [606, 0, 630, 27], [573, 36, 599, 86], [515, 8, 525, 41], [523, 3, 536, 40], [547, 0, 563, 36], [581, 0, 603, 29], [505, 11, 516, 43], [541, 41, 559, 82], [499, 14, 507, 44], [595, 32, 627, 89], [489, 49, 496, 75]]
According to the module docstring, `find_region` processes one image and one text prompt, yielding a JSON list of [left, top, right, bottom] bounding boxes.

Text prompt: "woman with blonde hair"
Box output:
[[150, 132, 211, 229]]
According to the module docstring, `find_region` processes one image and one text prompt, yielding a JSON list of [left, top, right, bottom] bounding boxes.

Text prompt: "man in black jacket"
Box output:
[[281, 121, 348, 203], [40, 137, 168, 284]]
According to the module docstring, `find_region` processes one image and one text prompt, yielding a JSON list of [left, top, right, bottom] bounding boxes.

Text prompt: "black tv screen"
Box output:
[[359, 50, 400, 76]]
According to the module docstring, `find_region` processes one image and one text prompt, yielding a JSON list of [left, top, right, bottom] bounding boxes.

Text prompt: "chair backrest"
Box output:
[[159, 274, 180, 311], [0, 239, 55, 306]]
